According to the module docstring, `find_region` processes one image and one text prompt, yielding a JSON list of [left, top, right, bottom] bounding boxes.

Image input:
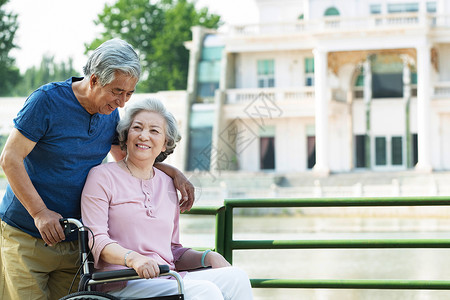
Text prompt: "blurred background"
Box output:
[[2, 0, 450, 299]]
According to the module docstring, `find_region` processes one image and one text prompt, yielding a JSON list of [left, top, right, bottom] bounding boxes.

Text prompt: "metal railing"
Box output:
[[189, 197, 450, 291]]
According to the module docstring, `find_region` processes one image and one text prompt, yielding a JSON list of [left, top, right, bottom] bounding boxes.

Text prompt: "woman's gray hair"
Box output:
[[83, 38, 141, 86], [117, 98, 181, 163]]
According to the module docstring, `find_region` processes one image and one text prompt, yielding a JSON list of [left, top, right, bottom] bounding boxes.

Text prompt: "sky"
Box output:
[[5, 0, 258, 74]]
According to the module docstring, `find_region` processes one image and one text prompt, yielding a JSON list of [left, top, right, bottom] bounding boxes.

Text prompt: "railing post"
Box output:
[[215, 206, 226, 255], [223, 201, 234, 264]]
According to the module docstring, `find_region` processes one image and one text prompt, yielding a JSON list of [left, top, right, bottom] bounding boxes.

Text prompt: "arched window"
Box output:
[[324, 7, 340, 16]]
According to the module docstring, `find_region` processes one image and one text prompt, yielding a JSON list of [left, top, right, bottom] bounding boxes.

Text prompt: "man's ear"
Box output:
[[89, 74, 98, 88]]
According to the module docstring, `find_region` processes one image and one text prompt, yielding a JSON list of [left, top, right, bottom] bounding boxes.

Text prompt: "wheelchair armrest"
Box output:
[[91, 265, 170, 281]]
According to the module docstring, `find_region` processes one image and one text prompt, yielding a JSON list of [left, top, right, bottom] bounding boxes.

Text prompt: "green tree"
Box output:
[[87, 0, 221, 92], [0, 0, 20, 96], [13, 55, 79, 96]]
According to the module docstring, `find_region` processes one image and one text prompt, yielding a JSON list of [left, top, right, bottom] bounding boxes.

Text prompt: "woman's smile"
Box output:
[[126, 111, 167, 163]]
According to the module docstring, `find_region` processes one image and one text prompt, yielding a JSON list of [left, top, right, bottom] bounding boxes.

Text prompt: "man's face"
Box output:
[[90, 71, 138, 115]]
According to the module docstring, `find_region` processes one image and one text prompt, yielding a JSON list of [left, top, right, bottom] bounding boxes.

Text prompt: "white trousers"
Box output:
[[108, 266, 253, 300]]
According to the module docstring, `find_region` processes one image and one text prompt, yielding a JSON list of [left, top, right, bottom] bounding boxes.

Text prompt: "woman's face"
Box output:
[[126, 110, 167, 163]]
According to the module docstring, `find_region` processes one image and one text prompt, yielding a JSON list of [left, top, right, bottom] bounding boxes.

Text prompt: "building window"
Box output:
[[197, 45, 223, 103], [260, 137, 275, 170], [387, 3, 419, 13], [374, 135, 405, 168], [257, 59, 275, 88], [427, 2, 437, 25], [355, 74, 364, 86], [375, 137, 387, 166], [201, 46, 223, 61], [426, 2, 437, 13], [305, 57, 314, 86], [355, 135, 367, 168], [353, 73, 364, 98], [372, 73, 403, 98], [187, 127, 213, 171], [370, 4, 381, 14], [197, 82, 219, 102], [391, 136, 403, 165], [307, 136, 316, 169], [372, 55, 404, 98], [411, 133, 418, 166], [324, 7, 340, 16]]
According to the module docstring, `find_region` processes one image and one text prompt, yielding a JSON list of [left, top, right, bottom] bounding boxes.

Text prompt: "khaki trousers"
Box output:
[[0, 220, 80, 300]]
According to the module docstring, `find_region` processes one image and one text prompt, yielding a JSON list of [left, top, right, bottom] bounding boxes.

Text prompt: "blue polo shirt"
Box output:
[[0, 77, 119, 239]]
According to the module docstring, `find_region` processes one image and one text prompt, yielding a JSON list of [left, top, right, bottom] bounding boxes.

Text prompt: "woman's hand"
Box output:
[[204, 251, 231, 269], [126, 252, 160, 279]]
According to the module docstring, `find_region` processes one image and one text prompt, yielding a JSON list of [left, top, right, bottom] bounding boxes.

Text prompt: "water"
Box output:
[[179, 213, 450, 300]]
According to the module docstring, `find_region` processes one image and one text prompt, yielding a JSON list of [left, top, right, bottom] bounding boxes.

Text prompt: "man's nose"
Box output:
[[115, 94, 127, 107]]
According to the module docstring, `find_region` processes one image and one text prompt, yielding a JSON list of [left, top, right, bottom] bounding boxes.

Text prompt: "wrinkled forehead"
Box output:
[[132, 110, 166, 127]]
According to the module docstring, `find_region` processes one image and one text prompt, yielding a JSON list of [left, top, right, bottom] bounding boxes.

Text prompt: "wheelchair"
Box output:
[[59, 218, 184, 300]]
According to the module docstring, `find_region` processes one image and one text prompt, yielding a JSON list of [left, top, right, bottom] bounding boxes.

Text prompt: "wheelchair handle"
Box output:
[[92, 265, 170, 280]]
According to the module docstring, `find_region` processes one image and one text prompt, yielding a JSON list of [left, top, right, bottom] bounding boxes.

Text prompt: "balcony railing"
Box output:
[[434, 82, 450, 98], [225, 87, 315, 104], [229, 13, 448, 36], [224, 82, 450, 105]]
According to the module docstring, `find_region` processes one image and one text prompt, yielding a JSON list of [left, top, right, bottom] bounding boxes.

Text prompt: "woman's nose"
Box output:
[[139, 131, 149, 140]]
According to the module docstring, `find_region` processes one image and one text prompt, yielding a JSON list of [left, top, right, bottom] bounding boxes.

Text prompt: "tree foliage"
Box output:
[[13, 55, 79, 96], [87, 0, 221, 92], [0, 0, 20, 96]]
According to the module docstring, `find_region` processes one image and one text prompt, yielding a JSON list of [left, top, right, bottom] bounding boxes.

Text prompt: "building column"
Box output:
[[363, 57, 372, 169], [347, 85, 354, 170], [313, 48, 330, 175], [415, 42, 433, 172], [182, 26, 205, 171], [402, 55, 412, 168], [436, 0, 445, 26]]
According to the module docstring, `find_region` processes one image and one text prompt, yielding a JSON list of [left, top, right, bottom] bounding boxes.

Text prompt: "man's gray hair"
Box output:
[[83, 38, 141, 86], [117, 98, 181, 163]]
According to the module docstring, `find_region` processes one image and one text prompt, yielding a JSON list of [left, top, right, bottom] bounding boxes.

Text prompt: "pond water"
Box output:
[[179, 212, 450, 300]]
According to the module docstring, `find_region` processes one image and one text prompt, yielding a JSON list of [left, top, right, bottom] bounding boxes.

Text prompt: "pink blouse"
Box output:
[[80, 162, 189, 274]]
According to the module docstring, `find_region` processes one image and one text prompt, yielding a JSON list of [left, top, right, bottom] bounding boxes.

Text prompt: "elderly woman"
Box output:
[[80, 98, 253, 299]]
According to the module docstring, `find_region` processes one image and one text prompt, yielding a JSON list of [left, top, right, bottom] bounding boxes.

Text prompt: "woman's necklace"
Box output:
[[123, 159, 152, 180]]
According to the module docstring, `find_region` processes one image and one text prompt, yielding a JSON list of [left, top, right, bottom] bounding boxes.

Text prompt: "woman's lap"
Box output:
[[108, 266, 253, 300]]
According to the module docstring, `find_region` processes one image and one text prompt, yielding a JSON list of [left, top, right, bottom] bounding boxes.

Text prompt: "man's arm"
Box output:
[[0, 129, 65, 246], [154, 162, 195, 212], [110, 144, 126, 161]]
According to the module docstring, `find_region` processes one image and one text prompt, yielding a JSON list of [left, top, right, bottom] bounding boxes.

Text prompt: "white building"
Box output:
[[3, 0, 450, 182], [182, 0, 450, 176]]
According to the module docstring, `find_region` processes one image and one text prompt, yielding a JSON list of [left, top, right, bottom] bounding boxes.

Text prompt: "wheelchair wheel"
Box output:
[[59, 291, 119, 300]]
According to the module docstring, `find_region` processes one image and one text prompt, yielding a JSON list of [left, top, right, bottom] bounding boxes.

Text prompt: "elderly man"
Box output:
[[0, 38, 194, 300]]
